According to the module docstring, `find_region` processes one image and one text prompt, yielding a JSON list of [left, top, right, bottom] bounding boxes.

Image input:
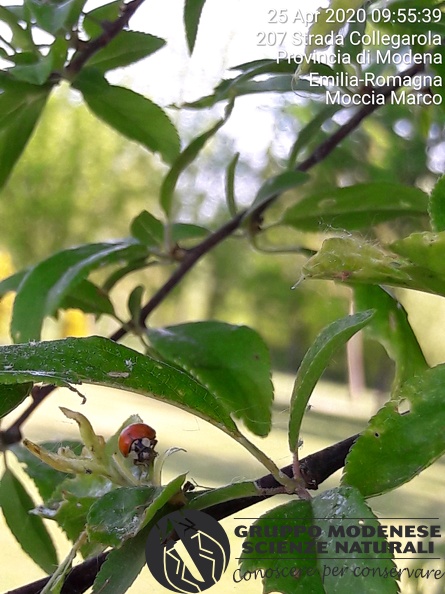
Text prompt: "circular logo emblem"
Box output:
[[145, 509, 230, 592]]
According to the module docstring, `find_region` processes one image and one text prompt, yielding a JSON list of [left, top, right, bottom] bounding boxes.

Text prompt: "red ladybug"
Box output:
[[118, 423, 158, 465]]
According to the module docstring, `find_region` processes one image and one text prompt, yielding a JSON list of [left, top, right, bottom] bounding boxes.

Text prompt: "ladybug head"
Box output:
[[118, 423, 158, 465]]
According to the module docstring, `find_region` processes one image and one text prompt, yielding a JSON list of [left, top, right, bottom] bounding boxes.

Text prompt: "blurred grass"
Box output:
[[1, 374, 444, 593]]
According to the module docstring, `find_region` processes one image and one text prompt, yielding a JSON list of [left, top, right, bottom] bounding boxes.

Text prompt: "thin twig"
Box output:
[[65, 0, 146, 78], [111, 210, 246, 341]]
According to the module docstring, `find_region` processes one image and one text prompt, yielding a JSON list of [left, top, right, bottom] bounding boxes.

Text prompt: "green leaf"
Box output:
[[354, 286, 427, 389], [11, 240, 148, 343], [48, 36, 69, 71], [10, 52, 53, 85], [8, 51, 37, 66], [0, 82, 34, 128], [313, 487, 397, 594], [302, 237, 406, 283], [61, 279, 115, 318], [82, 1, 121, 39], [87, 31, 166, 73], [0, 71, 37, 92], [0, 336, 239, 434], [240, 487, 398, 594], [139, 474, 187, 529], [245, 171, 309, 217], [64, 0, 87, 30], [40, 473, 112, 558], [0, 383, 32, 418], [25, 0, 81, 34], [343, 365, 445, 497], [171, 223, 209, 243], [187, 480, 259, 510], [127, 285, 144, 323], [0, 468, 58, 573], [160, 101, 233, 215], [184, 0, 206, 54], [73, 69, 180, 165], [240, 498, 324, 593], [88, 486, 156, 547], [225, 152, 240, 216], [194, 60, 298, 108], [91, 475, 186, 594], [51, 472, 113, 502], [185, 74, 314, 109], [390, 231, 445, 277], [102, 259, 151, 292], [130, 212, 209, 248], [0, 270, 28, 298], [11, 441, 83, 501], [0, 272, 114, 317], [288, 311, 375, 453], [0, 84, 49, 189], [130, 210, 164, 246], [230, 58, 297, 75], [287, 105, 340, 170], [91, 518, 148, 594], [302, 236, 445, 298], [88, 475, 185, 547], [53, 491, 104, 557], [282, 183, 428, 232], [429, 174, 445, 231], [148, 322, 274, 436]]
